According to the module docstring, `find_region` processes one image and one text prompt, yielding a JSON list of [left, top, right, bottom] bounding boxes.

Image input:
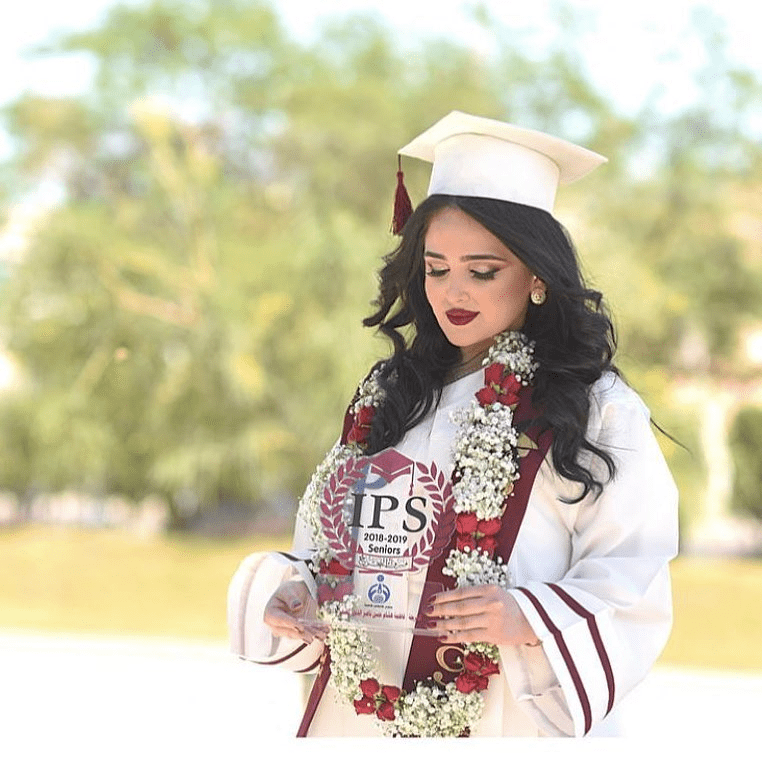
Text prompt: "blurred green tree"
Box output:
[[0, 0, 759, 532], [729, 407, 762, 522]]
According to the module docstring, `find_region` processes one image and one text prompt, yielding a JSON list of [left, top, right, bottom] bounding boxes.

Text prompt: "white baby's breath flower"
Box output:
[[351, 366, 387, 414], [443, 548, 513, 590]]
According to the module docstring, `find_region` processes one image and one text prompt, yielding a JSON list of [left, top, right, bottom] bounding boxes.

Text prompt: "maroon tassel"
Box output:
[[391, 155, 413, 235]]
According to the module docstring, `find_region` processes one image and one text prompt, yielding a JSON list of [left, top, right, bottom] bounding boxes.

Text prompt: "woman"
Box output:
[[228, 111, 678, 737]]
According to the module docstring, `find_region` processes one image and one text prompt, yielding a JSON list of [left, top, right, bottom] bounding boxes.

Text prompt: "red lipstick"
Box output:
[[446, 309, 479, 326]]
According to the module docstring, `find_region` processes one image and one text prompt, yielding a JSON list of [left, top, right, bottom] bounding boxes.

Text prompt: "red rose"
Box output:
[[456, 512, 479, 535], [455, 672, 480, 694], [497, 390, 519, 406], [359, 678, 380, 697], [476, 535, 497, 554], [477, 517, 502, 536], [381, 685, 401, 702], [484, 363, 504, 386], [456, 534, 475, 552], [347, 406, 375, 445], [316, 584, 333, 604], [476, 386, 498, 406], [474, 674, 489, 692], [346, 424, 363, 444], [497, 374, 522, 406], [356, 405, 375, 425], [333, 581, 353, 601], [376, 701, 396, 721], [462, 651, 486, 674], [324, 558, 352, 576], [354, 696, 376, 715], [481, 659, 500, 677], [503, 375, 522, 395]]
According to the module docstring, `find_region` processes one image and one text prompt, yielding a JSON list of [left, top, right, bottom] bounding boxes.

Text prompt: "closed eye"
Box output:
[[425, 266, 448, 278], [471, 269, 499, 281]]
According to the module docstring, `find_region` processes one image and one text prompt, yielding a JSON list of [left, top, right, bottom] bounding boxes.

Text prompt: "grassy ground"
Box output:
[[663, 555, 762, 671], [0, 524, 269, 641], [0, 524, 760, 671]]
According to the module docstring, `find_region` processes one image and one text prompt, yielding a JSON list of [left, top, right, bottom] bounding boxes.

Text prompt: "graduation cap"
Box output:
[[367, 449, 415, 484], [391, 110, 607, 234]]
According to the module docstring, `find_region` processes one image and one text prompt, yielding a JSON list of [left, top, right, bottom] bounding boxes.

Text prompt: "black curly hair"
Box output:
[[362, 194, 619, 503]]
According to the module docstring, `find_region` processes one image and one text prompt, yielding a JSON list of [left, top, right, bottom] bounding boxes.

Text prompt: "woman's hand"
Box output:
[[427, 585, 540, 647], [263, 580, 327, 644]]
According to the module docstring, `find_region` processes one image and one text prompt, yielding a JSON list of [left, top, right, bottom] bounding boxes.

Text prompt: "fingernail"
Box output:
[[425, 605, 434, 615]]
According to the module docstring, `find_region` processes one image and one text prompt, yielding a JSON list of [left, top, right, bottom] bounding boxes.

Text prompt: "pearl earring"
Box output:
[[530, 289, 546, 305]]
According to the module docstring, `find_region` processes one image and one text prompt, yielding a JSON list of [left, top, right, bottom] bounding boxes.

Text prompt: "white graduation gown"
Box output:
[[227, 371, 678, 737]]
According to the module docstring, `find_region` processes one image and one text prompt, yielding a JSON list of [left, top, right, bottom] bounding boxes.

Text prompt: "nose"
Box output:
[[445, 271, 469, 303]]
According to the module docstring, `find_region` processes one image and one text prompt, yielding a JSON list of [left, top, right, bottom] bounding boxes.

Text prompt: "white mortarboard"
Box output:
[[397, 110, 607, 215]]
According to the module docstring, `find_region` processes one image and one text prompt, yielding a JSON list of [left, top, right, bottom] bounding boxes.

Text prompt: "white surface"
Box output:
[[1, 630, 758, 759]]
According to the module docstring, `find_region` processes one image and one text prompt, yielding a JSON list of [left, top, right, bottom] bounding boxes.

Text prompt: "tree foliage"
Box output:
[[0, 0, 760, 528], [730, 407, 762, 522]]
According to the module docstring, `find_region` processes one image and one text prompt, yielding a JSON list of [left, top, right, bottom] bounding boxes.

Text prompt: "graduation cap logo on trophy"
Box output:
[[319, 449, 456, 574]]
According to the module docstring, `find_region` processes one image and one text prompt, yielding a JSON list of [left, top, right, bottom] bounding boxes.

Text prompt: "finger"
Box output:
[[268, 622, 313, 643], [276, 580, 311, 610], [428, 589, 496, 616], [264, 606, 311, 636], [264, 615, 299, 639], [429, 596, 490, 620], [429, 609, 485, 634], [435, 625, 489, 645], [308, 625, 329, 642], [449, 630, 490, 645], [437, 615, 488, 635], [269, 617, 317, 644], [301, 621, 329, 640], [430, 585, 494, 605], [281, 593, 307, 614]]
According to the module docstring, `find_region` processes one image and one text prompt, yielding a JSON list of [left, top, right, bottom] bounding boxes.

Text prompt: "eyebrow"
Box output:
[[423, 251, 507, 263]]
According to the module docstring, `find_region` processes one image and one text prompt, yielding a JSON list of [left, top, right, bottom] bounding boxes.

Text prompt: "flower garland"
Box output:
[[296, 367, 386, 568], [298, 331, 537, 737]]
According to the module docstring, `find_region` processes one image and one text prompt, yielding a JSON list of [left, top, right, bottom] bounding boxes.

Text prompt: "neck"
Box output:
[[445, 345, 491, 384]]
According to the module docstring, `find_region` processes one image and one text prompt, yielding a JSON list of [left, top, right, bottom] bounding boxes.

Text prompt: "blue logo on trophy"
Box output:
[[368, 574, 391, 604]]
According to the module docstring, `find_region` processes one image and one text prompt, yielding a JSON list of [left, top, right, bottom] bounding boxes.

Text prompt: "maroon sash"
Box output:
[[297, 385, 552, 736], [297, 650, 331, 737], [402, 387, 551, 691]]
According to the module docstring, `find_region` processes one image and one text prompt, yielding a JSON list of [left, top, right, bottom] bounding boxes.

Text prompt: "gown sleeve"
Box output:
[[226, 510, 325, 673], [499, 377, 679, 736], [228, 383, 363, 676]]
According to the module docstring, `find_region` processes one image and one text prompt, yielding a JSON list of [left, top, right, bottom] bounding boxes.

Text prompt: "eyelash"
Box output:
[[425, 267, 499, 281]]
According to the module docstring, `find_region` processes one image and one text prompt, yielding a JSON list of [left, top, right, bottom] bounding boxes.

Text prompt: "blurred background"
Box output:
[[0, 0, 761, 755]]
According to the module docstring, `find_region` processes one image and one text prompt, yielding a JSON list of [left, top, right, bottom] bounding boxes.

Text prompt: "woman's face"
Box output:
[[423, 206, 544, 362]]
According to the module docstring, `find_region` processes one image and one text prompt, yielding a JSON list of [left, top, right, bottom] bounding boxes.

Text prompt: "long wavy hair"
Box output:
[[362, 194, 618, 503]]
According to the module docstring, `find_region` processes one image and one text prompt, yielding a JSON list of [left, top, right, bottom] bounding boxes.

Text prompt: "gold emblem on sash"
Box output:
[[433, 645, 466, 684]]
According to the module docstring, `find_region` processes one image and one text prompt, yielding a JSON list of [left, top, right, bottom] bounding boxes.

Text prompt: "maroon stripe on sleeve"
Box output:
[[280, 552, 310, 564], [251, 641, 308, 666], [516, 586, 593, 735], [547, 583, 616, 716], [297, 651, 332, 737], [277, 552, 318, 581]]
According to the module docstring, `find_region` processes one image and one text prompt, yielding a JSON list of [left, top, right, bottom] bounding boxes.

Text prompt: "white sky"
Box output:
[[1, 0, 760, 122]]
